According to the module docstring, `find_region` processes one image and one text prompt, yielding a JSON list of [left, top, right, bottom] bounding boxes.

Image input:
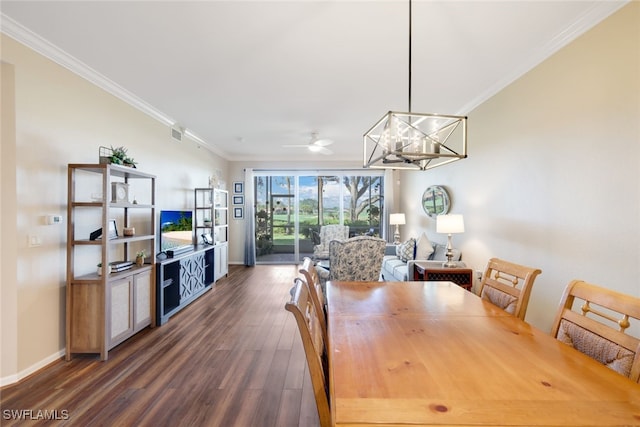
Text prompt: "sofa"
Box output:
[[381, 232, 463, 281]]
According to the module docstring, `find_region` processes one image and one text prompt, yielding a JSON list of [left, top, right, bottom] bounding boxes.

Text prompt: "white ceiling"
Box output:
[[0, 1, 627, 162]]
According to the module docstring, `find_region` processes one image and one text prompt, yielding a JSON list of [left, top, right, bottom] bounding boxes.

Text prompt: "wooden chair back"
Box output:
[[550, 280, 640, 382], [285, 278, 331, 426], [478, 257, 541, 320], [299, 257, 327, 342]]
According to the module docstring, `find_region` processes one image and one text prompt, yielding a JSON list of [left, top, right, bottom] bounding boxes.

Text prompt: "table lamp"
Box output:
[[436, 214, 464, 267], [390, 213, 406, 245]]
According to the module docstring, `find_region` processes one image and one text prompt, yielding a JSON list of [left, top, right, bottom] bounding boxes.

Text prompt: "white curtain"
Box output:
[[243, 168, 256, 266]]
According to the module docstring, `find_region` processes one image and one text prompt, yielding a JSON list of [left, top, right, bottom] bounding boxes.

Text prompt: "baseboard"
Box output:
[[0, 349, 64, 387]]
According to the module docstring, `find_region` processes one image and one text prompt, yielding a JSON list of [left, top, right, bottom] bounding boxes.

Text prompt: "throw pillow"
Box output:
[[398, 238, 416, 262], [415, 232, 435, 260], [432, 243, 447, 260]]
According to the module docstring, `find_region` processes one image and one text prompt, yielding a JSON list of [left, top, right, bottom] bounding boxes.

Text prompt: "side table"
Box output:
[[413, 261, 473, 291]]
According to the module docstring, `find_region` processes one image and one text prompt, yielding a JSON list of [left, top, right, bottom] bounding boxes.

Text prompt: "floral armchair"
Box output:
[[316, 236, 386, 288], [312, 224, 349, 260]]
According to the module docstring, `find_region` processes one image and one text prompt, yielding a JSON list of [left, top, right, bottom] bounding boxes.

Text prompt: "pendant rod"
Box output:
[[408, 0, 412, 113]]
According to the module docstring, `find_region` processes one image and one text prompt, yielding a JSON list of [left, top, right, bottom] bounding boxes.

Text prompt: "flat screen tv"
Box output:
[[159, 210, 193, 252]]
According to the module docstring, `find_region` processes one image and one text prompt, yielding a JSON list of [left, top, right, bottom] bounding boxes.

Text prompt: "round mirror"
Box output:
[[421, 185, 450, 218]]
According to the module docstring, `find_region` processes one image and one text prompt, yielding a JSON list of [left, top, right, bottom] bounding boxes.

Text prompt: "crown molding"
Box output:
[[457, 1, 629, 115], [1, 14, 177, 126], [1, 13, 229, 159]]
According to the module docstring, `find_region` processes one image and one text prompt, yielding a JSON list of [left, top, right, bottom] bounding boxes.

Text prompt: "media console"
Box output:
[[156, 244, 214, 325], [166, 245, 193, 258]]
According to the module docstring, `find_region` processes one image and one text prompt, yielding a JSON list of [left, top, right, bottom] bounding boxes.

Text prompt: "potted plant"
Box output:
[[97, 262, 111, 276], [135, 250, 146, 267], [109, 145, 137, 168]]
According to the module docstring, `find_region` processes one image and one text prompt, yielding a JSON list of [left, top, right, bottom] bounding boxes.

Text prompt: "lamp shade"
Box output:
[[390, 213, 406, 225], [436, 214, 464, 234]]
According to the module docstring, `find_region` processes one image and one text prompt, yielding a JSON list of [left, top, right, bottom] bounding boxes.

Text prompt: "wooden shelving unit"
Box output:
[[66, 163, 156, 360], [194, 187, 214, 243], [194, 188, 228, 281], [213, 189, 229, 281]]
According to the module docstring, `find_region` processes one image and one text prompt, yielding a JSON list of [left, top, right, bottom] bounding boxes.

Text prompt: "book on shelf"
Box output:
[[109, 260, 134, 272], [109, 260, 133, 268]]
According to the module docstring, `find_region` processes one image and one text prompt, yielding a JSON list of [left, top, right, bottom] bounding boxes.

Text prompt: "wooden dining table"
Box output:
[[326, 280, 640, 426]]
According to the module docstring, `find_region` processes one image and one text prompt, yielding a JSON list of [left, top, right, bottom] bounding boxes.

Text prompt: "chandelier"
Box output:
[[363, 1, 467, 171]]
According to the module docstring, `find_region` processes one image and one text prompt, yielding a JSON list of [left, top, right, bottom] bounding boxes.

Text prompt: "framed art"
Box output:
[[107, 219, 118, 239], [233, 181, 244, 194], [90, 219, 119, 241], [233, 207, 244, 219], [233, 195, 244, 205]]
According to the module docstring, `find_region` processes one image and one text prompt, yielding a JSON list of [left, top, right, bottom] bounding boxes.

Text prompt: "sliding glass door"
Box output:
[[254, 171, 384, 264]]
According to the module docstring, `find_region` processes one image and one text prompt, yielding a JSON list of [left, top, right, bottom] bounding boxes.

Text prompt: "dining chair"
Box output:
[[285, 278, 331, 427], [299, 256, 327, 342], [550, 279, 640, 382], [478, 257, 542, 320]]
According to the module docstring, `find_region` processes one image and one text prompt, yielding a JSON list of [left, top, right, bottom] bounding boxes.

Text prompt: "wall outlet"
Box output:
[[28, 235, 42, 247]]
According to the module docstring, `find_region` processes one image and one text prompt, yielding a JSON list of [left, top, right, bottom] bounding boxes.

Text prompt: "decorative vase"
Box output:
[[136, 256, 145, 267]]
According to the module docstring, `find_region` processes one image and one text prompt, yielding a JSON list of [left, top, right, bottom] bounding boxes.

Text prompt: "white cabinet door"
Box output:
[[133, 270, 152, 331], [219, 244, 228, 277], [109, 269, 152, 348], [214, 243, 228, 281], [110, 277, 133, 346]]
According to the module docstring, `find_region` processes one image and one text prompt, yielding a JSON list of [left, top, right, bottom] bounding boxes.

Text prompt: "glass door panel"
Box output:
[[299, 176, 320, 260], [255, 175, 296, 263], [342, 176, 383, 237], [318, 176, 341, 225], [254, 172, 384, 264], [271, 192, 294, 262]]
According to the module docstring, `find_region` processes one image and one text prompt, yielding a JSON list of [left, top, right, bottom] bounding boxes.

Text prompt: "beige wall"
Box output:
[[399, 2, 639, 333], [0, 35, 227, 384], [1, 61, 19, 383]]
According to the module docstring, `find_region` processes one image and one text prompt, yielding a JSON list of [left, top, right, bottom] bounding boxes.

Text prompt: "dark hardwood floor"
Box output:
[[1, 265, 321, 427]]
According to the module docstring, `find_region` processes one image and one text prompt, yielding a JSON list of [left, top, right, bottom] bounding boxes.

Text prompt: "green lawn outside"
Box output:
[[270, 212, 379, 244]]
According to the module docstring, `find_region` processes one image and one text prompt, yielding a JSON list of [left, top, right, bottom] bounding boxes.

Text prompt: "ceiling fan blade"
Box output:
[[312, 138, 334, 147], [309, 146, 332, 155]]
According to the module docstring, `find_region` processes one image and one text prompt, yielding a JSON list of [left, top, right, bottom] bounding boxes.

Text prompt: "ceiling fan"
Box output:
[[283, 132, 334, 155]]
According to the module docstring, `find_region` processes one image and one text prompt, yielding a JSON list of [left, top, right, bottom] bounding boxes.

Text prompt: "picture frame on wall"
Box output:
[[233, 195, 244, 205], [233, 181, 244, 194], [233, 207, 244, 219]]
